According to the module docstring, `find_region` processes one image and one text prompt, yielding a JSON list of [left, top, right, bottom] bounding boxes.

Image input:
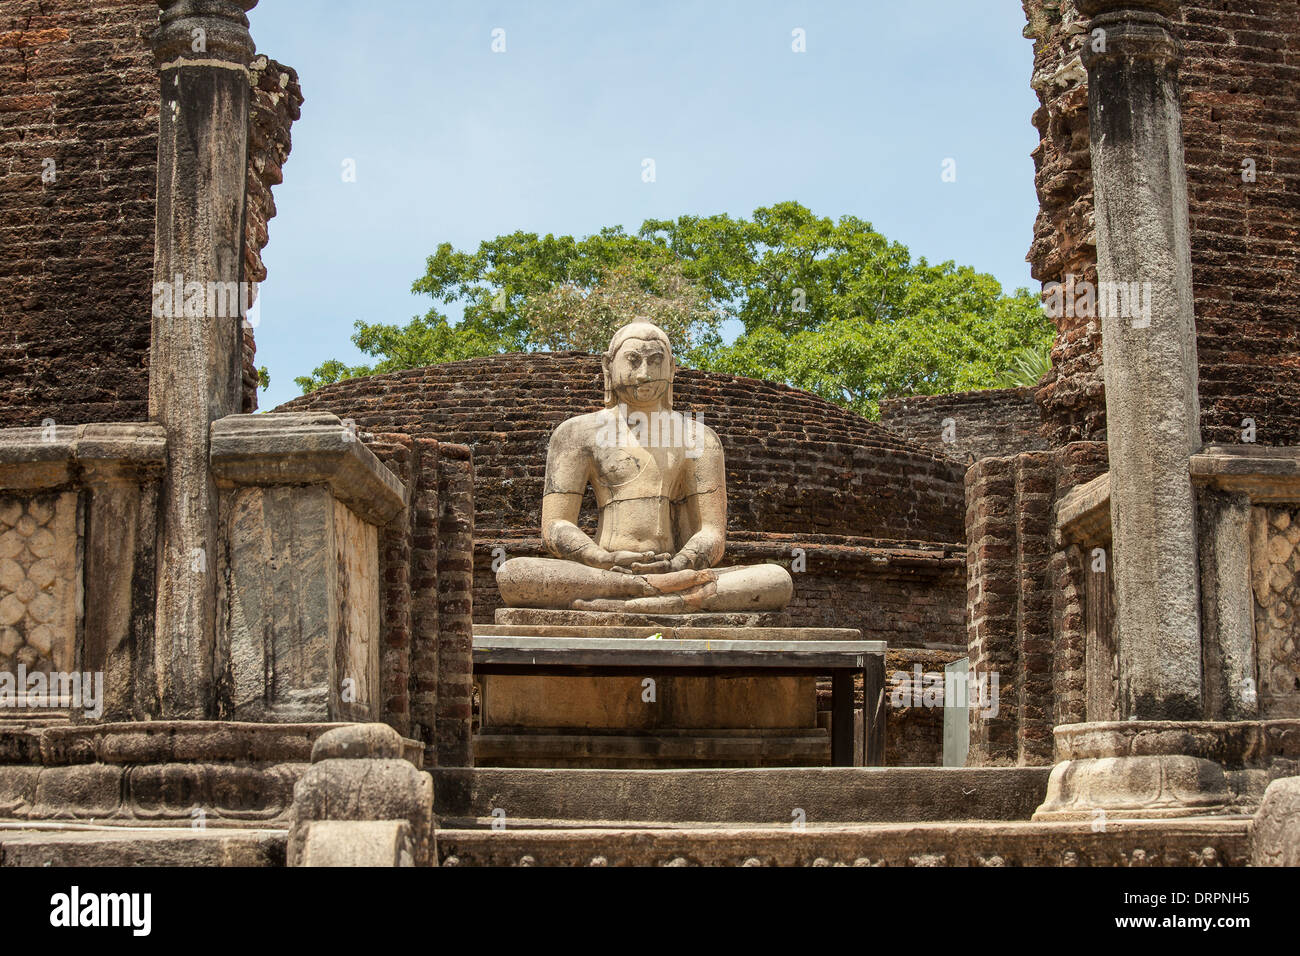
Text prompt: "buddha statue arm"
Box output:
[[670, 425, 726, 571]]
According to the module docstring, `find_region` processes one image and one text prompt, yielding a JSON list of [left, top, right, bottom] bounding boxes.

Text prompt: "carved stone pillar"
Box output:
[[1081, 0, 1203, 721], [148, 1, 257, 717], [1036, 1, 1239, 820]]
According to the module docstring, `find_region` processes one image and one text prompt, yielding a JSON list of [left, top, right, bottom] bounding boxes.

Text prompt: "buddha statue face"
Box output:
[[602, 322, 675, 410]]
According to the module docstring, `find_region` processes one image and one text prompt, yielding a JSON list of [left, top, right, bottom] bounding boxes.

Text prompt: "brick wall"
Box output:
[[1180, 0, 1300, 445], [362, 430, 476, 768], [475, 534, 965, 646], [435, 444, 475, 768], [0, 0, 160, 426], [965, 441, 1108, 766], [282, 353, 968, 546], [408, 438, 441, 766], [366, 433, 416, 739], [1023, 0, 1300, 447], [879, 387, 1048, 463], [0, 0, 299, 425]]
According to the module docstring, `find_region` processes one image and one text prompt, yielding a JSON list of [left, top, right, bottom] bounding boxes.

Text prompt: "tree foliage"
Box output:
[[295, 202, 1054, 417], [523, 259, 721, 358]]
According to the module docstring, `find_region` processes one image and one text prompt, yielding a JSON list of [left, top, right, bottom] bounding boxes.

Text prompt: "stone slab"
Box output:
[[474, 624, 863, 642], [0, 423, 167, 492], [437, 818, 1251, 867], [0, 720, 423, 767], [0, 825, 285, 867], [433, 766, 1052, 825], [495, 607, 791, 628], [1192, 446, 1300, 503], [474, 729, 830, 769], [474, 635, 885, 671], [480, 673, 819, 731]]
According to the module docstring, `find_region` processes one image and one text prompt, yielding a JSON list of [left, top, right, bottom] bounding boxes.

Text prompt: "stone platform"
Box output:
[[494, 608, 791, 628], [471, 623, 877, 769]]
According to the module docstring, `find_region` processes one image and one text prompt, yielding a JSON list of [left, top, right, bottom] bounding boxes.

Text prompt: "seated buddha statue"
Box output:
[[495, 321, 794, 614]]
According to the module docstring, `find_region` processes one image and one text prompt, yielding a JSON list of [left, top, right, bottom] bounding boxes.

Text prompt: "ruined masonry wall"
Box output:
[[1024, 0, 1300, 447], [0, 0, 301, 425], [879, 387, 1048, 463], [0, 0, 160, 426], [965, 441, 1108, 766]]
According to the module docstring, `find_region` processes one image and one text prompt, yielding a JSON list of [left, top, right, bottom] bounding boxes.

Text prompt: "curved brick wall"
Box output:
[[281, 353, 966, 545]]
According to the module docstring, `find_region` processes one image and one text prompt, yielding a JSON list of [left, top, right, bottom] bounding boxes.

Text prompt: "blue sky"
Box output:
[[247, 1, 1041, 410]]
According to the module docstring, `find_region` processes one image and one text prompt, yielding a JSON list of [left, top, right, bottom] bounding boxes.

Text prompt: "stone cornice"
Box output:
[[1191, 446, 1300, 503], [210, 412, 408, 526], [0, 423, 168, 491], [1057, 471, 1112, 545]]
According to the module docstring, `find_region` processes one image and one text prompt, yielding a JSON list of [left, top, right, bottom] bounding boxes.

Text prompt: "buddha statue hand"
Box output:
[[582, 545, 674, 575]]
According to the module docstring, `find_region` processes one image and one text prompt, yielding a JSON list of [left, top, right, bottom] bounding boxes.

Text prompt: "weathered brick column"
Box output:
[[1081, 0, 1202, 721], [148, 0, 257, 716]]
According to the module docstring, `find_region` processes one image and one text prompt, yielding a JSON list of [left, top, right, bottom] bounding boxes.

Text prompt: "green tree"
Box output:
[[523, 259, 721, 358], [297, 202, 1053, 415]]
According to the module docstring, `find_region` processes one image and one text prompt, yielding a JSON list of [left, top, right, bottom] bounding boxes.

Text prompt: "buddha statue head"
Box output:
[[601, 320, 675, 410]]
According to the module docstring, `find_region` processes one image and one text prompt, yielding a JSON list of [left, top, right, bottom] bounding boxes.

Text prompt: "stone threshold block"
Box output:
[[210, 413, 408, 723], [471, 626, 882, 769], [0, 424, 167, 720], [432, 766, 1052, 826], [0, 720, 422, 828], [288, 725, 435, 867]]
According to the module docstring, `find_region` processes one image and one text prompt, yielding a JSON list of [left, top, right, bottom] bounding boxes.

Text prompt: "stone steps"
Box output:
[[433, 766, 1053, 828], [0, 824, 286, 867], [436, 818, 1253, 867]]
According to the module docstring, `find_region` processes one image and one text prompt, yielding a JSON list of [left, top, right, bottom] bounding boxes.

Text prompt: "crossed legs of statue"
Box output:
[[496, 557, 794, 613]]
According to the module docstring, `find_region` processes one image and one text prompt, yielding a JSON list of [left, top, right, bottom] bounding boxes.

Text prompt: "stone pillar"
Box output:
[[1080, 0, 1202, 721], [148, 1, 257, 717]]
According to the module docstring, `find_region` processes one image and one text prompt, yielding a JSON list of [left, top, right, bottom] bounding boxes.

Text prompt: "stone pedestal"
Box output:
[[1033, 720, 1300, 820], [210, 413, 407, 723], [494, 607, 791, 629], [474, 622, 867, 768]]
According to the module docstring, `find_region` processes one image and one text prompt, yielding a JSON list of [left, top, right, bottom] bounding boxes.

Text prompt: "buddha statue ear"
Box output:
[[665, 348, 675, 410], [601, 349, 615, 408]]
